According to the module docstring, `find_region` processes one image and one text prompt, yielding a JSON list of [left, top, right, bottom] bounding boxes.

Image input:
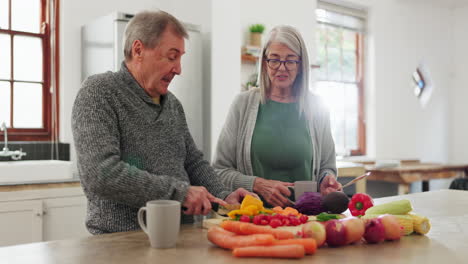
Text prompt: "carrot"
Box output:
[[283, 207, 300, 216], [207, 226, 275, 249], [232, 244, 305, 258], [239, 222, 294, 240], [220, 220, 246, 234], [220, 220, 294, 240], [273, 206, 283, 214], [272, 238, 317, 255]]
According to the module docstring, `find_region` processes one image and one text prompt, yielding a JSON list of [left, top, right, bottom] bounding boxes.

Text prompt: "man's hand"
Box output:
[[224, 188, 259, 204], [320, 174, 343, 196], [253, 178, 294, 207], [182, 186, 227, 215]]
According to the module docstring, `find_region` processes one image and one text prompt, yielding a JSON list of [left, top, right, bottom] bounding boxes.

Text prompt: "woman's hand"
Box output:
[[253, 178, 294, 207], [320, 174, 343, 196], [224, 188, 259, 204]]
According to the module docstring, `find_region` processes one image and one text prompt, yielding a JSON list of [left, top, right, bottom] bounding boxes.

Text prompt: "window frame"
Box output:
[[353, 33, 365, 156], [315, 8, 366, 156], [0, 0, 60, 141]]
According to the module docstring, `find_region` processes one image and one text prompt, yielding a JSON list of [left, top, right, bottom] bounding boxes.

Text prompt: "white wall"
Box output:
[[60, 0, 213, 164], [363, 1, 452, 163], [210, 1, 241, 158], [451, 6, 468, 163]]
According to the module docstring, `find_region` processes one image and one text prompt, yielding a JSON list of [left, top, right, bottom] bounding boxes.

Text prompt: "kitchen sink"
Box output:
[[0, 160, 74, 184]]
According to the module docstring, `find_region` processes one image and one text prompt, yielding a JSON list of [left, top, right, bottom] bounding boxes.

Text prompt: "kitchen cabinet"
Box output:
[[43, 196, 88, 241], [0, 186, 89, 246], [0, 200, 42, 246]]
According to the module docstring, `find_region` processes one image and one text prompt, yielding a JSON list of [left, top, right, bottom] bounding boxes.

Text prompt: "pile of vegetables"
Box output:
[[362, 199, 431, 235], [227, 195, 307, 227], [207, 221, 317, 258], [209, 194, 432, 258]]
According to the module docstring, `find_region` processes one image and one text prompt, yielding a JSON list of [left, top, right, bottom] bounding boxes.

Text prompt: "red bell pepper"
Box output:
[[348, 193, 374, 216]]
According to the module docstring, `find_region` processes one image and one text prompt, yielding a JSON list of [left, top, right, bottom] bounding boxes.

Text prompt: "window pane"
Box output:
[[327, 47, 341, 81], [343, 50, 356, 82], [316, 25, 327, 80], [14, 35, 43, 82], [11, 0, 41, 33], [326, 26, 342, 49], [316, 24, 327, 44], [0, 33, 11, 79], [315, 81, 346, 154], [0, 81, 10, 126], [13, 82, 42, 128], [344, 84, 358, 150], [316, 46, 327, 80], [342, 30, 356, 51], [0, 0, 8, 30]]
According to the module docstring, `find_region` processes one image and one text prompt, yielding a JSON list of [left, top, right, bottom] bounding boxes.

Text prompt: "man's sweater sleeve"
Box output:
[[178, 103, 231, 199], [72, 79, 190, 208]]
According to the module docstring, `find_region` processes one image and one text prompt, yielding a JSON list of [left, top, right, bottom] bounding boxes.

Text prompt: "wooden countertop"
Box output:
[[0, 181, 80, 192], [1, 190, 467, 264]]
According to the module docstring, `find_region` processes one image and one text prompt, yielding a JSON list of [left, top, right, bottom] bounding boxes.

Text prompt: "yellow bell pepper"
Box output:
[[227, 209, 253, 219], [243, 204, 259, 215], [240, 195, 264, 211], [228, 195, 274, 219]]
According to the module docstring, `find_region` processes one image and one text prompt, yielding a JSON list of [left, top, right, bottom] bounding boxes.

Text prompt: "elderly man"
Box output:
[[72, 10, 251, 234]]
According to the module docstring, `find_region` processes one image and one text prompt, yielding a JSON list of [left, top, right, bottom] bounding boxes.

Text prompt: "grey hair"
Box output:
[[257, 25, 310, 117], [123, 10, 188, 61]]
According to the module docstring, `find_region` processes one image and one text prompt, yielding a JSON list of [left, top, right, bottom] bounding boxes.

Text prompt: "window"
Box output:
[[314, 2, 366, 156], [0, 0, 59, 141]]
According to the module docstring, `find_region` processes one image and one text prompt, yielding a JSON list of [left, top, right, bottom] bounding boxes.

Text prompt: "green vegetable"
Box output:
[[365, 199, 412, 215], [316, 212, 341, 222]]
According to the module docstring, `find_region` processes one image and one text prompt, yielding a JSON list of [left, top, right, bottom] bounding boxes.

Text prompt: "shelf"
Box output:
[[241, 54, 258, 64]]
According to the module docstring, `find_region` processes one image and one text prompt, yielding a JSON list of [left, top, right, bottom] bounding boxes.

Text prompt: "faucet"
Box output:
[[0, 122, 27, 161]]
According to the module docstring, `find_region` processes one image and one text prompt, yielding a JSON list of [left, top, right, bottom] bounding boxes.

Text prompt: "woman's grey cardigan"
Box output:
[[212, 88, 337, 192]]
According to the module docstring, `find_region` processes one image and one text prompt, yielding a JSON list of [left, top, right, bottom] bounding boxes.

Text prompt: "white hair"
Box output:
[[123, 10, 188, 61], [257, 25, 310, 117]]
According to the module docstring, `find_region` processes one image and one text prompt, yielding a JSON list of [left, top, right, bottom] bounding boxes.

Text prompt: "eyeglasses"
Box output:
[[265, 59, 301, 71]]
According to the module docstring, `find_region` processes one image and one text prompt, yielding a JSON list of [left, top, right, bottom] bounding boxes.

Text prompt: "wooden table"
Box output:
[[1, 190, 467, 264], [366, 163, 468, 194], [337, 161, 366, 193]]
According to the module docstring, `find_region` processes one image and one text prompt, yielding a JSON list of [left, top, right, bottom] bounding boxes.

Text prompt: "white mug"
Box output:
[[138, 200, 181, 248], [294, 181, 318, 201]]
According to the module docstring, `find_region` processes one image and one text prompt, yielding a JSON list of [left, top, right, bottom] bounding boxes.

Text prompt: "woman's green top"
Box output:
[[251, 99, 312, 183]]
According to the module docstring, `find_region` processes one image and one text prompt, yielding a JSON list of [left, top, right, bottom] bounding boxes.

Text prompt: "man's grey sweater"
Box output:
[[72, 63, 230, 234]]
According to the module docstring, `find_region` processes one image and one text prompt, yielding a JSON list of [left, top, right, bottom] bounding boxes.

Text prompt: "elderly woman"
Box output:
[[213, 25, 341, 207]]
